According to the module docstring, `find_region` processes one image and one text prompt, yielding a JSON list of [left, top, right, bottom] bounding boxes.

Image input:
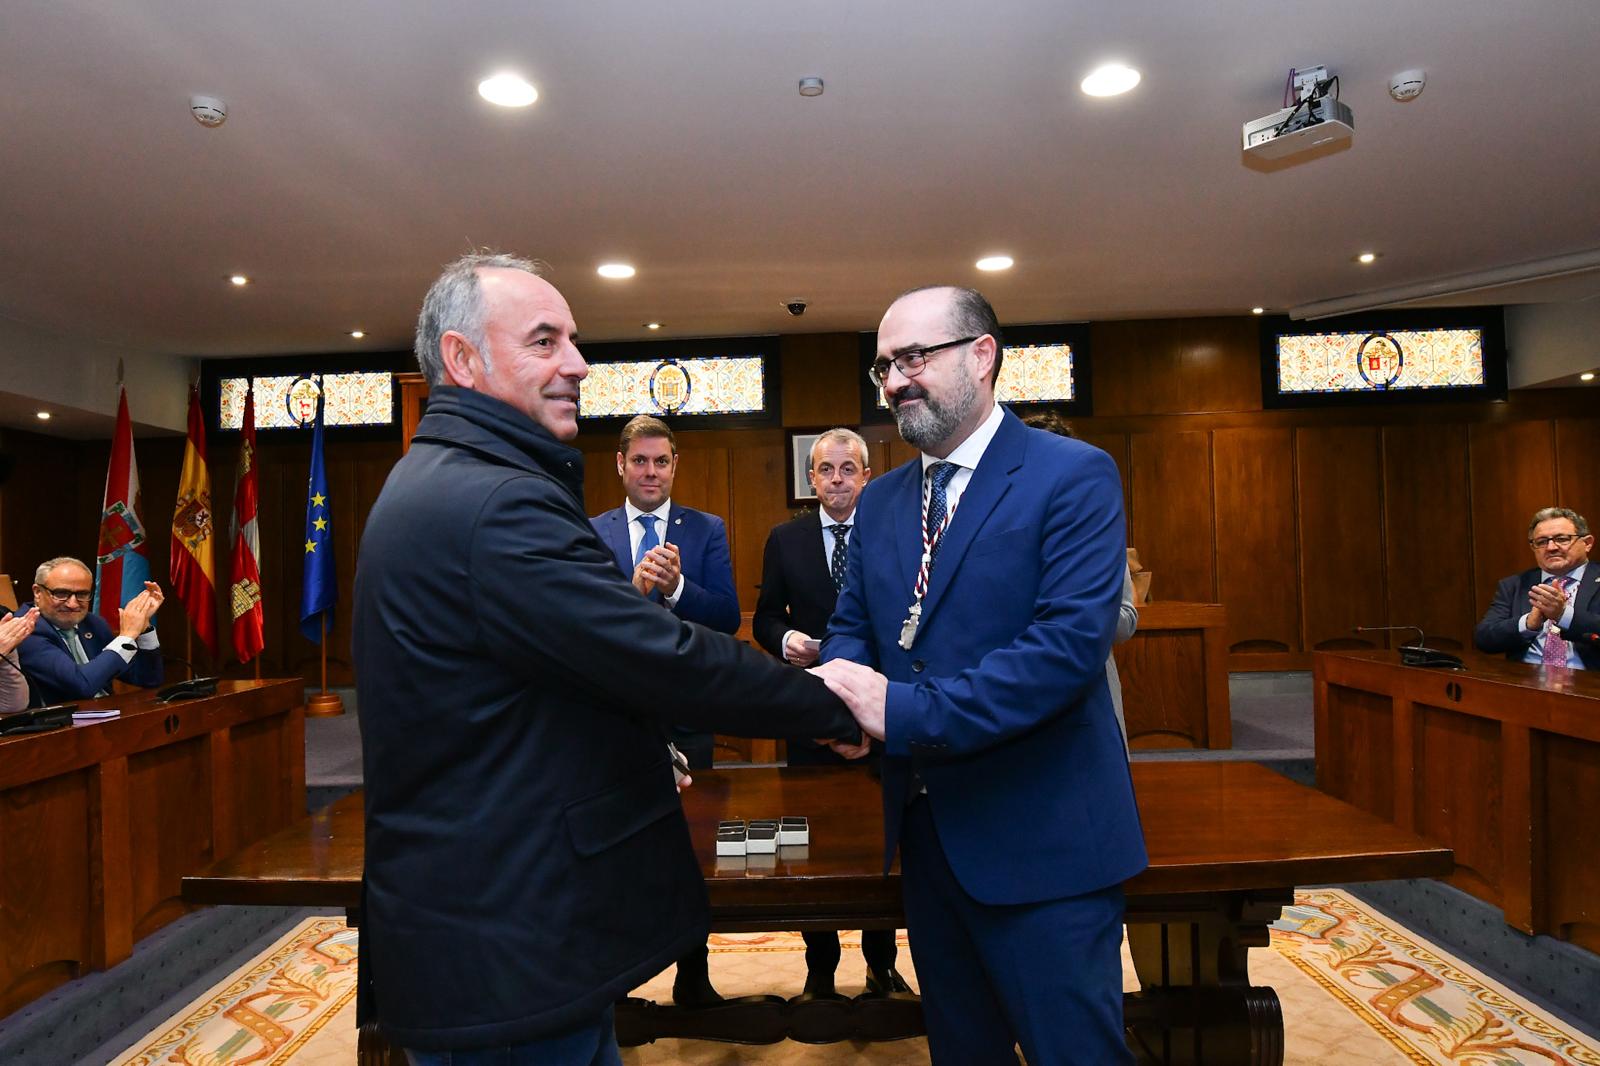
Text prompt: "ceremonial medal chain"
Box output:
[[899, 470, 959, 650]]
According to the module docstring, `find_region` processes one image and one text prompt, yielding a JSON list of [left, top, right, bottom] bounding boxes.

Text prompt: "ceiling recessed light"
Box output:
[[597, 263, 636, 279], [478, 72, 538, 108], [1582, 372, 1596, 382], [975, 255, 1014, 272], [798, 76, 824, 97], [1355, 251, 1379, 264], [645, 322, 662, 330], [349, 330, 365, 339], [1251, 306, 1265, 315], [1081, 63, 1141, 97], [229, 274, 249, 286], [35, 410, 50, 421]]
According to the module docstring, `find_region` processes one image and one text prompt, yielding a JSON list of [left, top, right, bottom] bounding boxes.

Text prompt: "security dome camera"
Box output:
[[784, 299, 808, 316]]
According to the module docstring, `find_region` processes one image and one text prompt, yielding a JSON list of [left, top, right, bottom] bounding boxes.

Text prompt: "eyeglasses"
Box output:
[[868, 336, 978, 389], [39, 586, 93, 603], [1530, 533, 1582, 549]]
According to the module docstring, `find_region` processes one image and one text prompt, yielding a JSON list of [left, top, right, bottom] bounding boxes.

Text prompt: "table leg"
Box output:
[[1124, 889, 1288, 1066]]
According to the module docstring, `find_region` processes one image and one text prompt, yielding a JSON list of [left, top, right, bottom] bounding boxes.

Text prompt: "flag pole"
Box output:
[[306, 614, 344, 716]]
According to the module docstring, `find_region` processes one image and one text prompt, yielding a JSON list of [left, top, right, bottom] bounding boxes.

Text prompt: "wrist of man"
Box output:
[[781, 630, 798, 662], [109, 637, 139, 663], [663, 574, 686, 605], [135, 627, 161, 650]]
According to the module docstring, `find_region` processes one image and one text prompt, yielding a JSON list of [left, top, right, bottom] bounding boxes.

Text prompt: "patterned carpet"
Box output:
[[109, 890, 1598, 1065]]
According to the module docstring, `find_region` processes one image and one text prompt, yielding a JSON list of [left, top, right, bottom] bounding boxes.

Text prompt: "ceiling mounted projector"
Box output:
[[1242, 66, 1352, 160]]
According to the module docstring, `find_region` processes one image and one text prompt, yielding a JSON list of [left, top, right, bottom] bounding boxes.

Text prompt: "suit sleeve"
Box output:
[[1114, 565, 1138, 644], [1473, 575, 1532, 655], [671, 516, 741, 634], [752, 528, 791, 657], [883, 449, 1126, 758], [125, 644, 165, 688], [17, 630, 133, 701], [471, 479, 855, 743]]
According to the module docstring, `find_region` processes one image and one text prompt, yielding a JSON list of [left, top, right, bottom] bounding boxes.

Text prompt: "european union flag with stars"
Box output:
[[299, 385, 335, 643]]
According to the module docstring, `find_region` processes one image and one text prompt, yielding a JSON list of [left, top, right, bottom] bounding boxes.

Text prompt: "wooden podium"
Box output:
[[0, 679, 306, 1018], [1315, 651, 1600, 952], [1116, 602, 1232, 749]]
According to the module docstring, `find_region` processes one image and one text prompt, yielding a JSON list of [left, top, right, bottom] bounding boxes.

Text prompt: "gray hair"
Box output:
[[34, 556, 91, 587], [1528, 507, 1590, 538], [808, 427, 870, 470], [414, 252, 542, 386]]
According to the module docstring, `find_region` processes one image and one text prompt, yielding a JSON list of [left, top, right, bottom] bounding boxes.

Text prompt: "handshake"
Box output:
[[808, 659, 888, 760]]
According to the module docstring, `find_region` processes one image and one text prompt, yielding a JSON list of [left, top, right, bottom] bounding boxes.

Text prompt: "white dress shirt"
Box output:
[[918, 401, 1006, 513], [623, 499, 684, 604], [1518, 562, 1587, 669], [780, 509, 856, 662]]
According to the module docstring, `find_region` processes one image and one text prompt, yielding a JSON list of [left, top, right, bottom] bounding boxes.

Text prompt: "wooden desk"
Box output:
[[1315, 650, 1600, 952], [184, 761, 1447, 1065], [1116, 601, 1232, 750], [0, 679, 305, 1017]]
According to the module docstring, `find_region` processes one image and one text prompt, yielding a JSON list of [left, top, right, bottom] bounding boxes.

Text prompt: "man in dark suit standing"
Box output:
[[352, 253, 857, 1064], [17, 556, 164, 705], [753, 427, 907, 997], [815, 285, 1147, 1064], [1474, 507, 1599, 669], [591, 414, 740, 770]]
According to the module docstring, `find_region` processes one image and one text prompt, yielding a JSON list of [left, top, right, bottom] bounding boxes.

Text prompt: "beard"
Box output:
[[891, 366, 979, 450]]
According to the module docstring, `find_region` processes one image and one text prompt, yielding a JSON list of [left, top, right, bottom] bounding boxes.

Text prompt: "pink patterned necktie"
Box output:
[[1541, 576, 1574, 667]]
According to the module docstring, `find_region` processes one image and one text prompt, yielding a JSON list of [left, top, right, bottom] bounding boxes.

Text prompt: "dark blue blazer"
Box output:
[[823, 410, 1148, 905], [1473, 565, 1600, 669], [14, 603, 164, 705], [590, 503, 741, 633]]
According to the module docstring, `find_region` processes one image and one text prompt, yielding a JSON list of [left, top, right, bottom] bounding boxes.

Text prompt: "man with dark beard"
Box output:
[[813, 285, 1146, 1064]]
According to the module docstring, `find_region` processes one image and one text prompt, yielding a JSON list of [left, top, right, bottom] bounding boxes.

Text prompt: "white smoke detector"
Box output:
[[798, 76, 824, 97], [190, 95, 228, 127], [1388, 70, 1425, 101]]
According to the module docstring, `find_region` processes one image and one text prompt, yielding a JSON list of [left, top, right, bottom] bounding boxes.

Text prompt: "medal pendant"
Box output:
[[898, 605, 921, 651]]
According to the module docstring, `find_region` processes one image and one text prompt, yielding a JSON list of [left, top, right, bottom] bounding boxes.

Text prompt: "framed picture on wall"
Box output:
[[786, 428, 826, 508]]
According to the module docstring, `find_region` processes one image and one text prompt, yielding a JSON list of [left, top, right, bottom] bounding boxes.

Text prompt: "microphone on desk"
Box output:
[[1352, 625, 1465, 669]]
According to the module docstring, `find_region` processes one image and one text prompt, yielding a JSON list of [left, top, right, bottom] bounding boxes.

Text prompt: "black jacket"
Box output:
[[352, 387, 855, 1050], [752, 510, 838, 657]]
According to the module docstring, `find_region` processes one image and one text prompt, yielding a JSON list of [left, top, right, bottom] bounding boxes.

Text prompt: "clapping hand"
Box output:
[[1528, 580, 1569, 627], [0, 607, 38, 655], [632, 545, 682, 597], [117, 582, 164, 639]]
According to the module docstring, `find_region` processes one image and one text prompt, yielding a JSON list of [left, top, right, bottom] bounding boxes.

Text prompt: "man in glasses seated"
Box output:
[[16, 556, 164, 704], [1474, 507, 1599, 670]]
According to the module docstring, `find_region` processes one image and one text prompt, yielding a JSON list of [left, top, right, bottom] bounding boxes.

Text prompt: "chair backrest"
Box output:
[[0, 574, 18, 613]]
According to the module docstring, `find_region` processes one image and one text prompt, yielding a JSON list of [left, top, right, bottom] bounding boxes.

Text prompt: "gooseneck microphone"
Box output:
[[1352, 625, 1465, 669]]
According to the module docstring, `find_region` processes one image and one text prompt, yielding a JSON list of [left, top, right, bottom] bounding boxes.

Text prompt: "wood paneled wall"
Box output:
[[4, 315, 1597, 684]]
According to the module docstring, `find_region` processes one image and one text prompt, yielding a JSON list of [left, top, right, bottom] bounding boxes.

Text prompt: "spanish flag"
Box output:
[[170, 385, 218, 656]]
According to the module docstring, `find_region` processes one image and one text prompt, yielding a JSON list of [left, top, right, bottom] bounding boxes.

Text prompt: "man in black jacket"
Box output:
[[352, 253, 858, 1064], [753, 428, 907, 996]]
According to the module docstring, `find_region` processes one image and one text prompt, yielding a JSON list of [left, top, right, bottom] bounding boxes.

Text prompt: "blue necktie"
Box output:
[[633, 513, 659, 566], [926, 462, 958, 567]]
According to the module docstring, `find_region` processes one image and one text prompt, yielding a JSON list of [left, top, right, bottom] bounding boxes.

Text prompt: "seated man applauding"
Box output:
[[17, 557, 164, 704]]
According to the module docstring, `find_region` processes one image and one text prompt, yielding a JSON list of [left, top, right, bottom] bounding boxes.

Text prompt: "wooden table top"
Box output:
[[183, 761, 1450, 910], [1320, 649, 1600, 702]]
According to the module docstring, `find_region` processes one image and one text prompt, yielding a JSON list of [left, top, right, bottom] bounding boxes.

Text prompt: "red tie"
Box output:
[[1540, 576, 1574, 667]]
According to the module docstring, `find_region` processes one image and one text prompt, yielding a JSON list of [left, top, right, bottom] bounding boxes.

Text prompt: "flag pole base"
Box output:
[[306, 691, 345, 717]]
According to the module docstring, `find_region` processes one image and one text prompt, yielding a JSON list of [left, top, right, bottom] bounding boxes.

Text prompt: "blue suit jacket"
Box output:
[[824, 410, 1148, 905], [591, 503, 741, 634], [14, 603, 164, 705]]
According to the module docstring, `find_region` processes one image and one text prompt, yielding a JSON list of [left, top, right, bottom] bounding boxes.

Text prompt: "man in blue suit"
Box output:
[[591, 414, 740, 769], [17, 556, 164, 705], [591, 414, 743, 1009], [815, 286, 1147, 1064]]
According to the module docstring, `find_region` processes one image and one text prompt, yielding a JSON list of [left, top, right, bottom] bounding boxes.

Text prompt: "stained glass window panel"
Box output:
[[580, 356, 765, 418], [1276, 329, 1485, 394], [875, 343, 1075, 407], [220, 372, 394, 428]]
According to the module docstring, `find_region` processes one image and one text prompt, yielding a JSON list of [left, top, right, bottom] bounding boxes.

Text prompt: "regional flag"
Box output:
[[229, 383, 265, 663], [170, 385, 218, 655], [299, 385, 335, 643], [94, 387, 152, 628]]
